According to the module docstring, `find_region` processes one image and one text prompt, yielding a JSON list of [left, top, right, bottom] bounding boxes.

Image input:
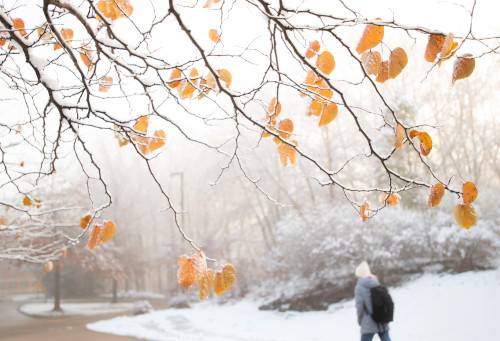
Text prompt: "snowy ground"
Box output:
[[88, 269, 500, 341], [20, 301, 148, 317]]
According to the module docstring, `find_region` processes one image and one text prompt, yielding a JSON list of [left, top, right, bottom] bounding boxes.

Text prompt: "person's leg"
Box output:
[[377, 330, 392, 341], [361, 333, 375, 341]]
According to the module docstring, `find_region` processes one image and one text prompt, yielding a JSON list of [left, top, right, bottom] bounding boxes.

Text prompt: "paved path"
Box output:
[[0, 300, 137, 341]]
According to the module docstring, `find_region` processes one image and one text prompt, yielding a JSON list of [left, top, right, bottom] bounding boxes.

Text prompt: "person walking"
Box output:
[[354, 261, 394, 341]]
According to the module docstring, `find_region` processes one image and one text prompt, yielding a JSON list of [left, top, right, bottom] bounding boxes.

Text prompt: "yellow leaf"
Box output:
[[428, 183, 445, 208], [361, 51, 382, 76], [394, 124, 405, 149], [80, 214, 92, 229], [424, 33, 446, 62], [316, 51, 335, 75], [452, 54, 475, 84], [462, 181, 478, 205], [217, 68, 232, 88], [375, 61, 389, 83], [454, 204, 477, 229], [356, 24, 384, 54], [417, 132, 432, 156], [100, 220, 116, 243], [208, 29, 220, 43], [388, 47, 408, 79], [319, 103, 338, 126]]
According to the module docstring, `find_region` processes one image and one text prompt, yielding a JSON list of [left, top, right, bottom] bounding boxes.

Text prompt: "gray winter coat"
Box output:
[[354, 276, 389, 334]]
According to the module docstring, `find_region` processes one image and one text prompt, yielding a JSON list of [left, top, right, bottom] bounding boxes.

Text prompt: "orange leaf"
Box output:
[[305, 40, 320, 59], [277, 118, 293, 139], [97, 0, 133, 21], [417, 132, 432, 156], [361, 51, 382, 76], [319, 103, 338, 126], [23, 196, 32, 206], [12, 18, 27, 37], [54, 28, 74, 50], [439, 33, 458, 61], [180, 68, 199, 99], [278, 140, 298, 166], [356, 24, 384, 54], [80, 48, 93, 70], [316, 51, 335, 75], [208, 29, 220, 43], [133, 116, 149, 133], [424, 33, 446, 62], [452, 54, 475, 84], [375, 61, 389, 83], [149, 129, 166, 152], [214, 271, 225, 296], [454, 204, 477, 229], [308, 99, 325, 116], [388, 47, 408, 79], [409, 129, 420, 139], [359, 201, 370, 221], [80, 214, 92, 229], [222, 263, 236, 290], [100, 220, 116, 243], [217, 68, 232, 88], [462, 181, 478, 205], [428, 183, 445, 208], [177, 255, 197, 288], [99, 76, 113, 92], [87, 225, 102, 249], [167, 69, 183, 89], [267, 97, 282, 116], [394, 124, 405, 149]]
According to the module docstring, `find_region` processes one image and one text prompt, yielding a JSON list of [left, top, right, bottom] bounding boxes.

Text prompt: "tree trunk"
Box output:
[[111, 278, 118, 303], [53, 261, 62, 312]]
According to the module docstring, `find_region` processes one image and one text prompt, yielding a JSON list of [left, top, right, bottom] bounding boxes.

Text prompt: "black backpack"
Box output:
[[370, 285, 394, 324]]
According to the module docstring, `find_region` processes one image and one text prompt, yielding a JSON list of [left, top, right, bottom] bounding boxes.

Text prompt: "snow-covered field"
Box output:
[[88, 269, 500, 341], [20, 301, 146, 317]]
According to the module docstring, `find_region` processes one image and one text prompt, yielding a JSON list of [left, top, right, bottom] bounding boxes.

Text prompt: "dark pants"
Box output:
[[361, 330, 391, 341]]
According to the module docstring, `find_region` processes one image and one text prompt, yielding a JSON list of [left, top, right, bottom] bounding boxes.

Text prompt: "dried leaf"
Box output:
[[359, 201, 370, 221], [356, 24, 384, 54], [452, 54, 475, 84], [149, 129, 166, 152], [208, 29, 220, 43], [180, 68, 199, 99], [80, 214, 92, 229], [394, 124, 405, 149], [417, 132, 432, 156], [217, 68, 232, 88], [23, 196, 32, 206], [316, 51, 335, 75], [133, 116, 149, 133], [214, 271, 225, 296], [428, 183, 445, 208], [305, 40, 320, 59], [97, 0, 133, 21], [361, 51, 382, 75], [278, 140, 298, 166], [319, 103, 338, 126], [375, 61, 389, 83], [54, 28, 74, 50], [267, 97, 282, 116], [222, 263, 236, 290], [308, 100, 325, 117], [388, 47, 408, 79], [177, 255, 197, 288], [87, 225, 102, 249], [277, 118, 293, 139], [12, 18, 27, 37], [439, 33, 458, 61], [167, 69, 183, 89], [99, 76, 113, 92], [454, 204, 477, 229], [100, 220, 116, 243], [424, 33, 446, 62], [80, 48, 93, 70], [462, 181, 478, 205]]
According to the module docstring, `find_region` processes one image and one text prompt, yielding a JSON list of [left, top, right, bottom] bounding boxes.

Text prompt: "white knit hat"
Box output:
[[355, 261, 372, 278]]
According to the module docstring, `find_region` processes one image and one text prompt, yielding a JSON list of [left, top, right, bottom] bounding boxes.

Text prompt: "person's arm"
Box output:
[[355, 286, 364, 325]]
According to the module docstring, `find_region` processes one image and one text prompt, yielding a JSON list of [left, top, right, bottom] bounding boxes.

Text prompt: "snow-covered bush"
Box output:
[[258, 202, 499, 310]]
